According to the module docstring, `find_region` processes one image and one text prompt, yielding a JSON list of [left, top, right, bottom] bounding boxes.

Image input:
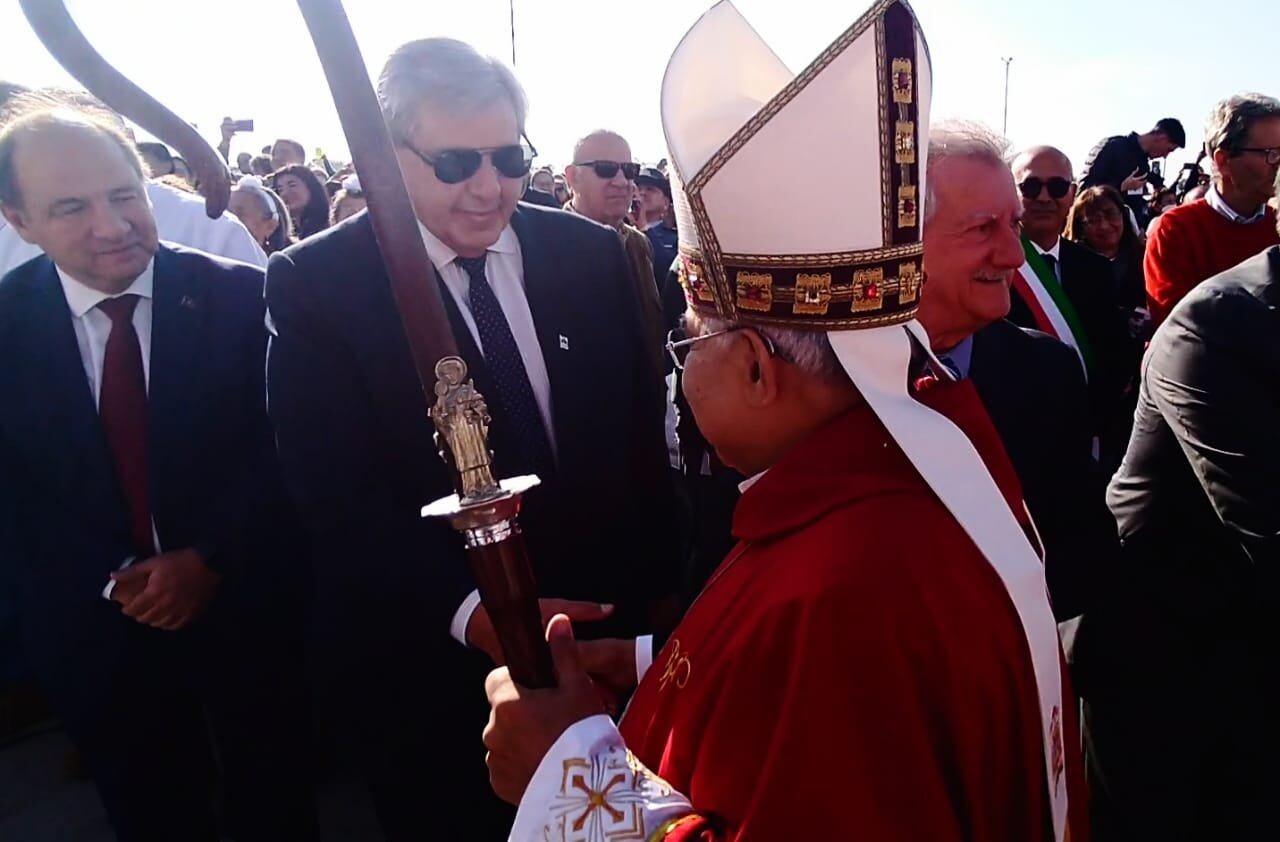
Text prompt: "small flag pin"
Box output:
[[559, 335, 570, 350]]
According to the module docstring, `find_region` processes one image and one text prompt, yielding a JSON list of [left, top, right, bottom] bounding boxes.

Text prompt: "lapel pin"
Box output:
[[559, 335, 570, 351], [179, 295, 198, 310]]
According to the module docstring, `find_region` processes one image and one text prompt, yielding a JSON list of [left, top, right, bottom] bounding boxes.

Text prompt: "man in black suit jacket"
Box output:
[[1010, 146, 1134, 455], [1079, 244, 1280, 841], [265, 38, 678, 840], [919, 126, 1118, 624], [0, 109, 314, 841]]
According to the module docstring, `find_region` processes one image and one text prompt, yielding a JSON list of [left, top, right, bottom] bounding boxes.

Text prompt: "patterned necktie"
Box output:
[[455, 254, 555, 479], [97, 294, 155, 556]]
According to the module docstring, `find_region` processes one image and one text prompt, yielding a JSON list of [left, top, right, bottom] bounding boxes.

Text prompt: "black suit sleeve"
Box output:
[[1145, 292, 1280, 565], [197, 288, 281, 577], [1035, 339, 1118, 621], [265, 251, 474, 639], [606, 234, 684, 609]]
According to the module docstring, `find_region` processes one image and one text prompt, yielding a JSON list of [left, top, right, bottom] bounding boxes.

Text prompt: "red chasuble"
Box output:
[[618, 387, 1087, 841]]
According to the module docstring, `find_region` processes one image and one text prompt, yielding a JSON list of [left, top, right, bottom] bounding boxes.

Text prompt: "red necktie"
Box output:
[[97, 294, 154, 557]]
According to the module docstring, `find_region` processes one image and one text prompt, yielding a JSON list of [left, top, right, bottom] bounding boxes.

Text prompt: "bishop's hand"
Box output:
[[484, 615, 605, 804]]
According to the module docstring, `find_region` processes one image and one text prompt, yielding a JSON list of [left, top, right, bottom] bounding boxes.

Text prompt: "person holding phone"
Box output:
[[1080, 117, 1185, 227]]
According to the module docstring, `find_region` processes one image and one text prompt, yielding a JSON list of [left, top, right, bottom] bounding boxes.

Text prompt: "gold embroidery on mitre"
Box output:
[[735, 272, 774, 313], [895, 121, 916, 165], [852, 268, 886, 312], [892, 58, 914, 104], [897, 261, 921, 304], [793, 273, 833, 315], [680, 255, 715, 303], [897, 185, 918, 228]]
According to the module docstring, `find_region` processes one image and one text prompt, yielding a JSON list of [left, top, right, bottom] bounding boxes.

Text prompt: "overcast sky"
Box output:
[[3, 0, 1275, 178]]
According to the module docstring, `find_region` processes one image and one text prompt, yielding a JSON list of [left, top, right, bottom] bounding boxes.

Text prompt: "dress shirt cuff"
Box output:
[[510, 714, 693, 841], [636, 634, 655, 683], [450, 589, 482, 646]]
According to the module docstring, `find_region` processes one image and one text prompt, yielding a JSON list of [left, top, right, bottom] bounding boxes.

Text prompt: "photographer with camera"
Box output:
[[1145, 94, 1280, 326], [1081, 117, 1185, 227]]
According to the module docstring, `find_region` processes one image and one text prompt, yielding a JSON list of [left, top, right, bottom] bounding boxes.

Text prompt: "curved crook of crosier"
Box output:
[[18, 0, 231, 218]]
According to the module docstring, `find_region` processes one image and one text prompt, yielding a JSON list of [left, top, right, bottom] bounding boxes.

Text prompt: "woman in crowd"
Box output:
[[229, 176, 295, 255], [1065, 184, 1149, 471], [1066, 185, 1145, 314], [329, 174, 366, 225], [270, 164, 330, 240]]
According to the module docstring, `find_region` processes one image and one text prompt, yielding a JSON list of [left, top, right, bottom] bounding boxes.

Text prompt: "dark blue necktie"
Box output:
[[456, 254, 555, 479]]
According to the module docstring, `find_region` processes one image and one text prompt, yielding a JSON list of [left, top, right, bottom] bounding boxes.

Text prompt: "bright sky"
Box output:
[[3, 0, 1276, 181]]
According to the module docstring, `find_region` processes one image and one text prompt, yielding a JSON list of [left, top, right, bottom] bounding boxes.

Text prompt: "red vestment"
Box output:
[[618, 386, 1088, 840]]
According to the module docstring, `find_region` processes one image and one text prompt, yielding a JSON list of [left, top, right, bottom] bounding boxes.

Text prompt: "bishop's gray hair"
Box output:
[[923, 120, 1011, 226], [697, 315, 847, 385], [377, 38, 528, 144]]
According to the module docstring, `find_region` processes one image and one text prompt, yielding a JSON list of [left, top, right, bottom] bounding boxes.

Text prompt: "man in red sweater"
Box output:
[[1145, 94, 1280, 325]]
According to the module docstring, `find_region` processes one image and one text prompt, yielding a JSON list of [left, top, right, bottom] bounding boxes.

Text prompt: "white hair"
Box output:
[[233, 175, 277, 221], [698, 315, 846, 384], [377, 38, 528, 144], [924, 120, 1011, 225]]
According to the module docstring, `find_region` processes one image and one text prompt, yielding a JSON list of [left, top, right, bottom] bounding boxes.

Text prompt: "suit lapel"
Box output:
[[20, 261, 129, 539]]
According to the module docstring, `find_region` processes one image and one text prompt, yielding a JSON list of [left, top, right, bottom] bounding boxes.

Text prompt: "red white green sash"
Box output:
[[1011, 238, 1096, 382]]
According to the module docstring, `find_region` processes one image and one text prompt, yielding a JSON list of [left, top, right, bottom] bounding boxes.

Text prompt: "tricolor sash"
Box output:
[[1011, 239, 1095, 382]]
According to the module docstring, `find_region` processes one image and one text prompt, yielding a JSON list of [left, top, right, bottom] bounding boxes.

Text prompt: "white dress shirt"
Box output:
[[416, 221, 560, 644], [57, 259, 164, 582], [1030, 237, 1062, 281], [0, 181, 266, 279], [1206, 183, 1269, 224]]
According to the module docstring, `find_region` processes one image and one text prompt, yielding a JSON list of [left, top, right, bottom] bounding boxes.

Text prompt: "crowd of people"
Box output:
[[0, 2, 1278, 840]]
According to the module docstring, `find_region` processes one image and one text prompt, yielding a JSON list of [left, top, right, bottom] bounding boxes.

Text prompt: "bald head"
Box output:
[[1011, 145, 1076, 250], [572, 129, 628, 165], [1012, 145, 1073, 181]]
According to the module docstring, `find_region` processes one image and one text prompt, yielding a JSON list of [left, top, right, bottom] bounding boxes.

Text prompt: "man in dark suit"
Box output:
[[1079, 239, 1280, 840], [919, 124, 1117, 624], [1010, 146, 1133, 454], [265, 37, 679, 840], [0, 109, 315, 840]]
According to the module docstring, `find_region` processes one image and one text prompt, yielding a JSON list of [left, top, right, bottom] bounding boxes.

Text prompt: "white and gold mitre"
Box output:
[[664, 0, 930, 329]]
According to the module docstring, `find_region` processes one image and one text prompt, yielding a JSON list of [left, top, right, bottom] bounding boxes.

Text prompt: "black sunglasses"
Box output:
[[405, 136, 537, 185], [573, 160, 640, 181], [1018, 176, 1073, 200]]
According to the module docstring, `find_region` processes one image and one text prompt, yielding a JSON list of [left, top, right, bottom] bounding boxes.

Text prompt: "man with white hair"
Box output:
[[264, 36, 679, 840], [918, 121, 1114, 626], [482, 3, 1085, 839]]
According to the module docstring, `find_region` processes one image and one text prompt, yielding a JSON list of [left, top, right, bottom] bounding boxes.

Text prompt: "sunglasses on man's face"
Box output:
[[574, 160, 640, 181], [1018, 176, 1073, 200], [405, 138, 537, 185]]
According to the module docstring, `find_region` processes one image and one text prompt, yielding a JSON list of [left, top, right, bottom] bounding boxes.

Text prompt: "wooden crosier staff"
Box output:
[[19, 0, 556, 689]]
